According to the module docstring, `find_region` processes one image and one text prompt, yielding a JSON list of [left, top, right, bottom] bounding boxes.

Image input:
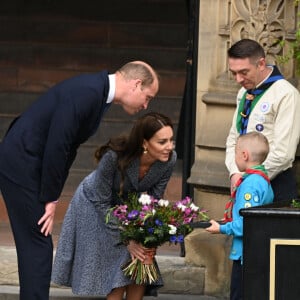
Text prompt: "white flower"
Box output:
[[138, 194, 152, 205], [168, 224, 177, 235], [190, 203, 199, 212], [177, 203, 187, 212], [158, 199, 169, 207]]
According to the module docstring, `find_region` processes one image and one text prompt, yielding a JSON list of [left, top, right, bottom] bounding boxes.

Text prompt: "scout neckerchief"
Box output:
[[236, 65, 284, 135], [223, 165, 270, 223]]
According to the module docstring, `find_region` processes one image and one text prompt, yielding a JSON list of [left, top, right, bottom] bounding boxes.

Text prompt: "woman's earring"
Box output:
[[143, 147, 148, 154]]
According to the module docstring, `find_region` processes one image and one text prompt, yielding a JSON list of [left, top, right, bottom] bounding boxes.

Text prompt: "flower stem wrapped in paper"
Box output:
[[107, 193, 209, 285]]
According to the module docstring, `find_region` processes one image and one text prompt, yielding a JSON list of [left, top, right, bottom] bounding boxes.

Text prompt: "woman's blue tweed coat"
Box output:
[[51, 150, 177, 296]]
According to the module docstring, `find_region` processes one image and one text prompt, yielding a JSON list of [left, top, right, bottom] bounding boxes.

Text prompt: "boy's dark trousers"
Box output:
[[230, 259, 243, 300]]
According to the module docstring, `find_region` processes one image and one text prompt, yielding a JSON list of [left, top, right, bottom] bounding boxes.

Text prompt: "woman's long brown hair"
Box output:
[[94, 112, 173, 194]]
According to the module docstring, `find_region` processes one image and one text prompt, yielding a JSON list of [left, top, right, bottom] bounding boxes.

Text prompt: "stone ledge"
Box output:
[[156, 256, 205, 295]]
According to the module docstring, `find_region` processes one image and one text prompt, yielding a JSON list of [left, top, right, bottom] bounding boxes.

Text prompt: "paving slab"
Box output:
[[0, 285, 226, 300]]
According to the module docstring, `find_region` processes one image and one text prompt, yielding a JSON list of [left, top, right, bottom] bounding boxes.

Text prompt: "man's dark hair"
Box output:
[[228, 39, 265, 61]]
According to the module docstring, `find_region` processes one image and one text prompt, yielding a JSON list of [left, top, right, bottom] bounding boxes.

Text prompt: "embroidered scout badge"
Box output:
[[260, 102, 270, 113]]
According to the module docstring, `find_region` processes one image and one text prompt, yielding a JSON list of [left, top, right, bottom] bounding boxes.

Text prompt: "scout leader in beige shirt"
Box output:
[[225, 40, 300, 202]]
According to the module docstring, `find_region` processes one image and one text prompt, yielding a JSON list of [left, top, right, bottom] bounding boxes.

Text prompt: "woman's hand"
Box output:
[[127, 241, 146, 262]]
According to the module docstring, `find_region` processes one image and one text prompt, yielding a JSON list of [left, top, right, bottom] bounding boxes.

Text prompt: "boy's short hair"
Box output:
[[237, 132, 269, 163]]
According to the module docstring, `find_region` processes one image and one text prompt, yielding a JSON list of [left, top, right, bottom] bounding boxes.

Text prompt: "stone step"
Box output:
[[0, 66, 186, 95], [0, 0, 188, 24], [0, 247, 206, 298], [0, 43, 186, 73], [0, 1, 188, 94], [0, 86, 185, 117], [0, 95, 182, 136], [0, 17, 187, 48]]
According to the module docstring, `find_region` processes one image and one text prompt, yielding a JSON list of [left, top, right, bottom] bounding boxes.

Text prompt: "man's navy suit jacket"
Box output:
[[0, 71, 110, 203]]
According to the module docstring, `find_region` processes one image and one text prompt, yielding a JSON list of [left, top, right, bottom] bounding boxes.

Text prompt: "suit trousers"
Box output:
[[0, 175, 53, 300], [271, 168, 298, 202]]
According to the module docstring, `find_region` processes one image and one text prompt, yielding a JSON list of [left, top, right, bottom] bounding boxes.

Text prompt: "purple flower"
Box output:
[[142, 205, 152, 211], [183, 217, 193, 224], [182, 197, 191, 205], [139, 212, 146, 220], [170, 235, 177, 243], [128, 210, 139, 220], [177, 235, 184, 243], [148, 227, 154, 234], [184, 208, 192, 215], [155, 219, 163, 226]]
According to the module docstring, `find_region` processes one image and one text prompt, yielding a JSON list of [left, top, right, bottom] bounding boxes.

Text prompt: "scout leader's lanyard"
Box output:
[[236, 66, 284, 134]]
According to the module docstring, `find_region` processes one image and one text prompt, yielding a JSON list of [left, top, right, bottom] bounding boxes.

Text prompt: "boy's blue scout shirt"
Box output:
[[220, 168, 274, 263]]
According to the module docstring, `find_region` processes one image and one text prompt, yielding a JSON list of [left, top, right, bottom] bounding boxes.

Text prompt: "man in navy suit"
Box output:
[[0, 61, 159, 300]]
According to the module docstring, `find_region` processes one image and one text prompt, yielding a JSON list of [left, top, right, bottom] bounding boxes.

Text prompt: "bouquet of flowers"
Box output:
[[107, 193, 209, 285]]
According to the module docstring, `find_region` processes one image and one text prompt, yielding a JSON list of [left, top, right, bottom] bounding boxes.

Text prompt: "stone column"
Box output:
[[185, 0, 299, 297]]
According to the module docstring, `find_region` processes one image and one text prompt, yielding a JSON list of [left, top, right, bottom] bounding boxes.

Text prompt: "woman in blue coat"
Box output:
[[51, 112, 176, 300]]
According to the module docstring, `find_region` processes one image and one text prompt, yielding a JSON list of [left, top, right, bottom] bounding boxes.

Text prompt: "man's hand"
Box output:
[[38, 201, 57, 236], [206, 219, 221, 234]]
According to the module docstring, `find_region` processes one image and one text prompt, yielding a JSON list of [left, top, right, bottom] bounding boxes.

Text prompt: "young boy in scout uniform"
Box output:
[[206, 131, 274, 300]]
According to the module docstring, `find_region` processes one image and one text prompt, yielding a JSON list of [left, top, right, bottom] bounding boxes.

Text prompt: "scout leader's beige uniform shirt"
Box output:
[[226, 78, 300, 180]]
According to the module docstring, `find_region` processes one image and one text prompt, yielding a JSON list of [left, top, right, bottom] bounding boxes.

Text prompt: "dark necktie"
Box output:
[[240, 92, 254, 135]]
